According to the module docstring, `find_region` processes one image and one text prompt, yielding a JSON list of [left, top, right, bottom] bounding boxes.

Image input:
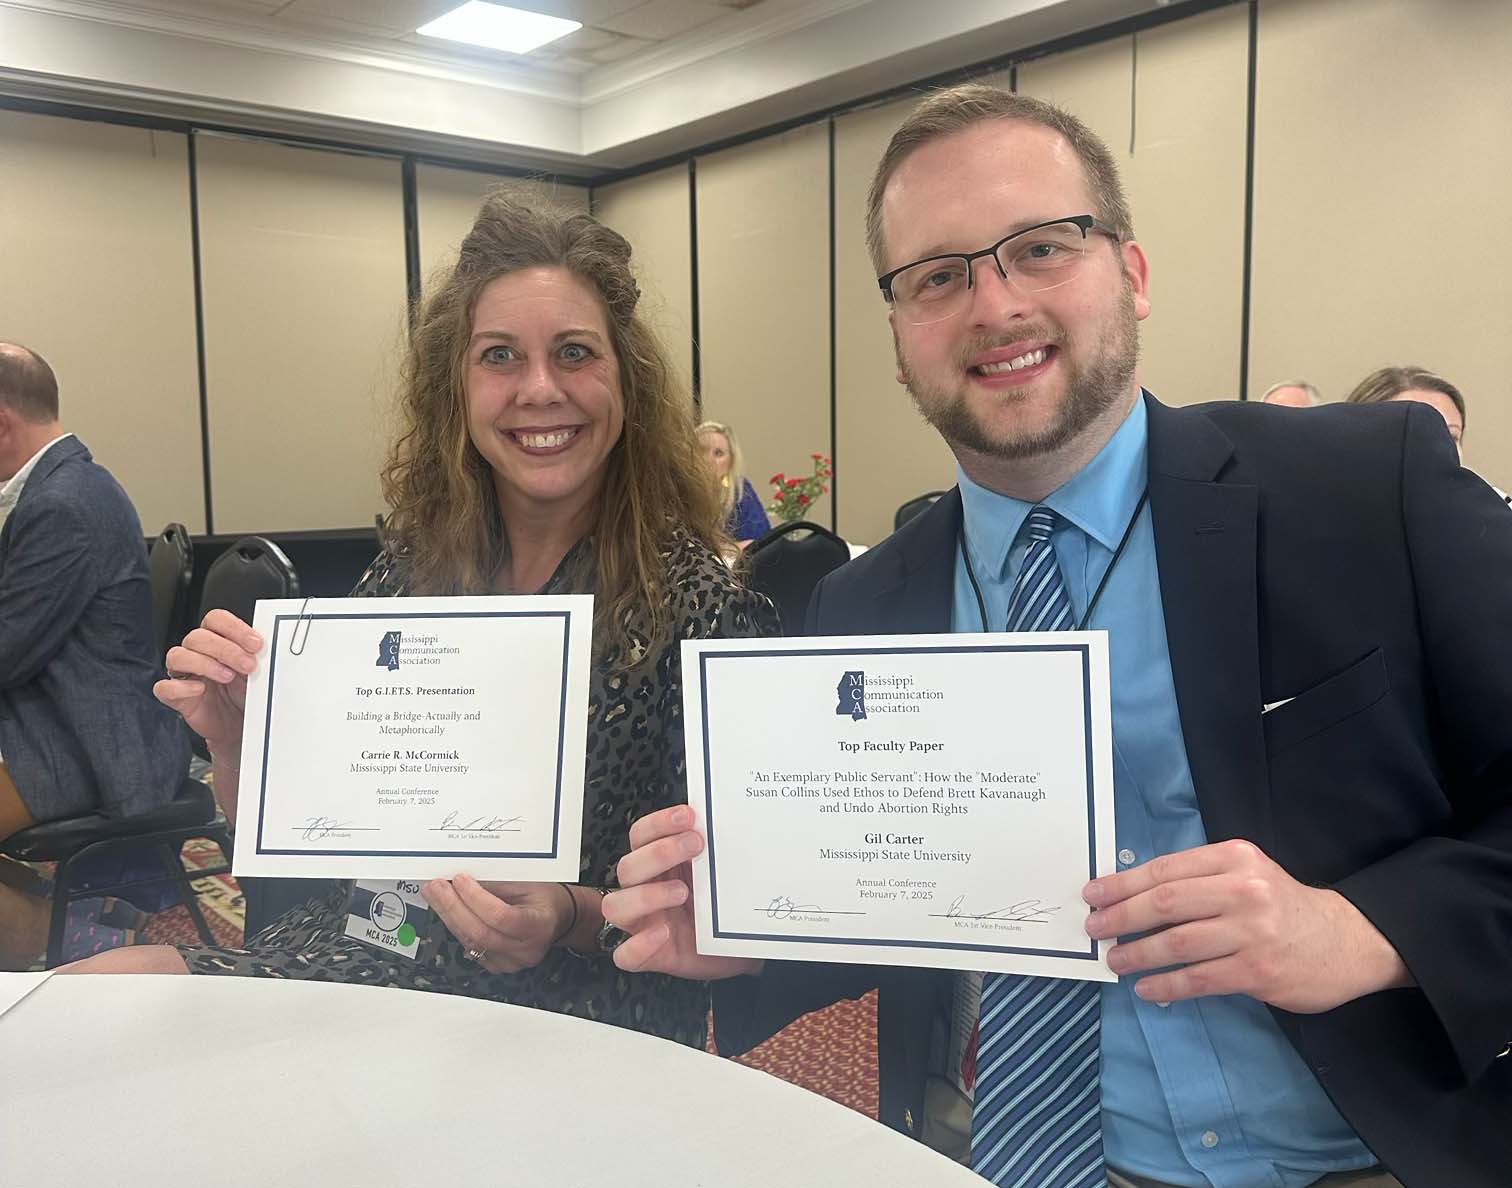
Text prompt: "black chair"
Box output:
[[894, 490, 948, 532], [744, 520, 852, 635], [197, 535, 300, 627], [192, 535, 322, 936], [188, 536, 300, 768], [1, 778, 232, 967], [148, 523, 194, 660]]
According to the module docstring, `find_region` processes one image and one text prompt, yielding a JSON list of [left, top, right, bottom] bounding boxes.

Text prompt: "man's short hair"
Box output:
[[865, 84, 1134, 275], [0, 344, 60, 422], [1346, 365, 1466, 429], [1260, 380, 1322, 405]]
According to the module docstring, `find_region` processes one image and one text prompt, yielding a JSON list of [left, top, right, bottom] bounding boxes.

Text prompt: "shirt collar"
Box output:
[[958, 393, 1149, 578], [0, 433, 72, 507]]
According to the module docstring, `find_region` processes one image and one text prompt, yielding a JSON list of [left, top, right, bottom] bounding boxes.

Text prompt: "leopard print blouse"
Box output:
[[177, 531, 779, 1048]]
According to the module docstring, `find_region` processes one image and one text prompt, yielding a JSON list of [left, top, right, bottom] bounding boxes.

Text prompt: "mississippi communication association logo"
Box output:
[[836, 670, 866, 721], [366, 889, 418, 949], [376, 630, 401, 671]]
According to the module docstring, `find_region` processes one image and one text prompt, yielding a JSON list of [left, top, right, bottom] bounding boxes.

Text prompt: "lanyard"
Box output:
[[961, 489, 1150, 633]]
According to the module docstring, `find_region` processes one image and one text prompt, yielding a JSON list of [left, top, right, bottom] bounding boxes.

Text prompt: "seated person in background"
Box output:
[[698, 419, 772, 545], [65, 196, 779, 1050], [1346, 364, 1509, 504], [1259, 379, 1321, 407], [0, 343, 189, 967]]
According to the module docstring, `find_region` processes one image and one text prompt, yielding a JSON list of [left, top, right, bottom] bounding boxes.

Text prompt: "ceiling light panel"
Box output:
[[417, 1, 581, 54]]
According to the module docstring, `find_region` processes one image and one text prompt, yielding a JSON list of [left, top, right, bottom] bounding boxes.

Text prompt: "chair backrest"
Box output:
[[894, 490, 948, 533], [148, 523, 194, 659], [744, 520, 852, 635], [196, 535, 300, 627]]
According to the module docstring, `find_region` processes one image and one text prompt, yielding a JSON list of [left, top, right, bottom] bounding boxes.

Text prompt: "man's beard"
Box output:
[[899, 284, 1140, 461]]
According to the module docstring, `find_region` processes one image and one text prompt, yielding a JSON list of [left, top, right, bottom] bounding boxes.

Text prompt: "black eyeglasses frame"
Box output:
[[876, 214, 1121, 303]]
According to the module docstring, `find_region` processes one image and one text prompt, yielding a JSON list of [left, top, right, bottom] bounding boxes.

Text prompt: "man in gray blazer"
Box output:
[[0, 343, 189, 964]]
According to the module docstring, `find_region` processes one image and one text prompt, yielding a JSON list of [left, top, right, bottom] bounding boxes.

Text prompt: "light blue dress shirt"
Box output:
[[950, 395, 1377, 1187]]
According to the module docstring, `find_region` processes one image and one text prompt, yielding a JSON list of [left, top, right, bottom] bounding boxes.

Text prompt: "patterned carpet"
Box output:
[[725, 990, 879, 1119], [138, 837, 244, 948]]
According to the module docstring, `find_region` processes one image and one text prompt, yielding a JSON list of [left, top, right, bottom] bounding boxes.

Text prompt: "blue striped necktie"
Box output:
[[970, 506, 1105, 1188]]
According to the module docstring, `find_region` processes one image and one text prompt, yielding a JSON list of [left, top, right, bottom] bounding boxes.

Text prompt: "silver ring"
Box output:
[[464, 947, 487, 964]]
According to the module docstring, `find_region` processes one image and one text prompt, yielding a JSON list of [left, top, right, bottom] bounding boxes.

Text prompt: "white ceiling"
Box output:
[[0, 0, 1175, 172], [21, 0, 804, 73]]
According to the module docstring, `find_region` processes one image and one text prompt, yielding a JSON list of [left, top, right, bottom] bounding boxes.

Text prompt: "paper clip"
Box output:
[[289, 597, 313, 656]]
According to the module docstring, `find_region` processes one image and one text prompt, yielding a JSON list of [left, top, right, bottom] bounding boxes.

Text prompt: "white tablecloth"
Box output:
[[0, 973, 983, 1187]]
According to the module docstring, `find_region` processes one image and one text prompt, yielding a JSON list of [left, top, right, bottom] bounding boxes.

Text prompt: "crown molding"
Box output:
[[582, 0, 873, 104]]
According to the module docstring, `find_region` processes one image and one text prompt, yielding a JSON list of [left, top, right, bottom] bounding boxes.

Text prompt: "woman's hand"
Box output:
[[154, 609, 261, 753], [424, 875, 575, 975]]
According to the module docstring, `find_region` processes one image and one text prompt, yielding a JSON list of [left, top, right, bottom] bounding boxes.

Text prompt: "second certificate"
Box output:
[[684, 633, 1116, 980]]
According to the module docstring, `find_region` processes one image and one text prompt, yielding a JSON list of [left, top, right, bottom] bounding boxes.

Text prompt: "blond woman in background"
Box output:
[[698, 420, 771, 545]]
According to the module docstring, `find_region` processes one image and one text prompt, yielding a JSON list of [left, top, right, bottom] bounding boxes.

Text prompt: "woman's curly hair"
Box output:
[[381, 189, 726, 661]]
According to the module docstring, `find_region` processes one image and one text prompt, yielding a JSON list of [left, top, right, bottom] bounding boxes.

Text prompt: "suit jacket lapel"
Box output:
[[1145, 395, 1273, 851], [868, 488, 961, 636]]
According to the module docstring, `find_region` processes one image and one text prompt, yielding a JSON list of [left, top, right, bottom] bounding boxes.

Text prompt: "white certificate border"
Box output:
[[698, 641, 1102, 966], [253, 609, 573, 861]]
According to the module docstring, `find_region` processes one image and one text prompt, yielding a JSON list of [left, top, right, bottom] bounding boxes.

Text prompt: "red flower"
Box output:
[[787, 477, 801, 487], [798, 494, 810, 504], [770, 473, 784, 484], [811, 452, 823, 460]]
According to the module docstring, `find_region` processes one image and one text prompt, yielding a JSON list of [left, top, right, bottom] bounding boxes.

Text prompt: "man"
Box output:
[[601, 88, 1512, 1187], [0, 344, 189, 965], [1258, 380, 1322, 407]]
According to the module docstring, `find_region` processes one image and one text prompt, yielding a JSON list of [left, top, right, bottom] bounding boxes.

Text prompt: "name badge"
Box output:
[[343, 879, 433, 960]]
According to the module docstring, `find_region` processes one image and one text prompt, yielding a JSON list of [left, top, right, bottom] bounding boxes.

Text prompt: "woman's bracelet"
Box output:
[[551, 882, 579, 947]]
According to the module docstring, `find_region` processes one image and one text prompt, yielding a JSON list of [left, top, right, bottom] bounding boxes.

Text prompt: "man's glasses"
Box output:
[[877, 215, 1120, 326]]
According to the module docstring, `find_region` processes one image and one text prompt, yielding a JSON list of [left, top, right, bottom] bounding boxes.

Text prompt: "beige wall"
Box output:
[[7, 0, 1510, 539], [0, 110, 204, 533], [1017, 3, 1249, 406], [592, 165, 696, 401], [415, 165, 588, 295], [1250, 0, 1512, 487], [696, 123, 832, 528], [196, 134, 408, 533]]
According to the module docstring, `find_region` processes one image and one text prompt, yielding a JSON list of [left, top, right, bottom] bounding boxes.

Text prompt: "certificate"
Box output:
[[683, 634, 1116, 980], [233, 596, 591, 881]]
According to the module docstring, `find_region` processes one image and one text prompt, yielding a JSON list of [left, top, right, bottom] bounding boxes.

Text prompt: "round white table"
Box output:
[[1, 973, 984, 1187]]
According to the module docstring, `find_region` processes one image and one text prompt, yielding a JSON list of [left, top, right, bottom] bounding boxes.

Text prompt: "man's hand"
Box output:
[[1084, 838, 1414, 1014], [602, 805, 761, 981]]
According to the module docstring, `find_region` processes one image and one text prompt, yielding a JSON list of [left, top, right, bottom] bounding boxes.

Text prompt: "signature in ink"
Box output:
[[300, 816, 350, 841], [765, 895, 823, 919], [438, 811, 522, 833], [946, 894, 1061, 923]]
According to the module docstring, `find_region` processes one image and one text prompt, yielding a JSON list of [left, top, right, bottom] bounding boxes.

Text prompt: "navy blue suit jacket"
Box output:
[[714, 394, 1512, 1187], [0, 436, 189, 820]]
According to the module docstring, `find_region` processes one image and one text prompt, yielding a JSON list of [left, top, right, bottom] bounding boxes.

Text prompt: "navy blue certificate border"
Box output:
[[700, 643, 1099, 961], [255, 610, 573, 860]]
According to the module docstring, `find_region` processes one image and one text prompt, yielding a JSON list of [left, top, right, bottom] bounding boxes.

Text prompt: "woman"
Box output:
[[67, 195, 778, 1048], [1345, 364, 1509, 506], [698, 420, 770, 545], [1346, 365, 1467, 457]]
